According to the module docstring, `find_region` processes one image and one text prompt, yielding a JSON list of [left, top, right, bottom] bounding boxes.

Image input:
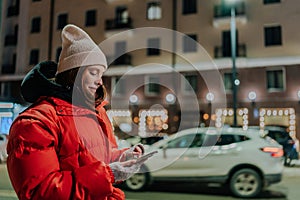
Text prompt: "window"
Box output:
[[116, 6, 129, 24], [29, 49, 39, 65], [0, 82, 11, 97], [264, 26, 282, 46], [85, 10, 96, 26], [147, 38, 160, 56], [112, 76, 125, 95], [266, 69, 285, 91], [263, 0, 280, 4], [183, 74, 197, 93], [31, 17, 41, 33], [215, 135, 235, 146], [167, 134, 198, 148], [147, 2, 162, 20], [183, 34, 197, 53], [57, 13, 68, 30], [32, 0, 42, 2], [145, 76, 160, 95], [182, 0, 197, 15], [224, 72, 233, 91], [56, 47, 62, 62]]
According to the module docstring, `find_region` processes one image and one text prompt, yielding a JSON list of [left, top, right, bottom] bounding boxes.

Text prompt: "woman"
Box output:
[[6, 24, 144, 200]]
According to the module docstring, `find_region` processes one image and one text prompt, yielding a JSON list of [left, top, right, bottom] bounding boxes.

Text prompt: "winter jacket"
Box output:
[[6, 61, 127, 200]]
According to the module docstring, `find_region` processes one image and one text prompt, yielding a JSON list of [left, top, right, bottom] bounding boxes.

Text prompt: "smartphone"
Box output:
[[136, 150, 158, 163]]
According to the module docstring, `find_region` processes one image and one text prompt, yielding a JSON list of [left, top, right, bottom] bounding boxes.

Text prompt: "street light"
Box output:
[[226, 0, 240, 127]]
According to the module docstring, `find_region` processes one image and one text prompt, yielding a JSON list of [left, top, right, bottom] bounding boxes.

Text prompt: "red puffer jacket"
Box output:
[[7, 97, 126, 200]]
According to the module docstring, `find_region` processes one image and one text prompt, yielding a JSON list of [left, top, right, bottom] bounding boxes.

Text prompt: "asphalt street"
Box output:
[[0, 161, 300, 200]]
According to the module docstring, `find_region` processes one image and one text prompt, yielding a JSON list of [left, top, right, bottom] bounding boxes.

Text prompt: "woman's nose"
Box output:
[[95, 79, 102, 86]]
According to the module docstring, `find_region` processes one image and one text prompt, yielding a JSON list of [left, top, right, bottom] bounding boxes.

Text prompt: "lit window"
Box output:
[[147, 2, 162, 20]]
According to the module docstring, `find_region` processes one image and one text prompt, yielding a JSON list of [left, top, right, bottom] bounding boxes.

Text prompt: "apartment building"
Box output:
[[0, 0, 300, 140]]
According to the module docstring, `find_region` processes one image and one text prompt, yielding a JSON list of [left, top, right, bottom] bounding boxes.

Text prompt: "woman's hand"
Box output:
[[119, 143, 145, 162]]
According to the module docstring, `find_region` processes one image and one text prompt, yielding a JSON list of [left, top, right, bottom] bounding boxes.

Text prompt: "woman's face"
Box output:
[[81, 65, 105, 100]]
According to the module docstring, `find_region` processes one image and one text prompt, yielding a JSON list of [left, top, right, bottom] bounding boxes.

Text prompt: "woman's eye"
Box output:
[[90, 71, 97, 75]]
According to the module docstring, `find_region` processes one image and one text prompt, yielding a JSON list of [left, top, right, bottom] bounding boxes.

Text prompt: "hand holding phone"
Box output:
[[135, 150, 158, 163]]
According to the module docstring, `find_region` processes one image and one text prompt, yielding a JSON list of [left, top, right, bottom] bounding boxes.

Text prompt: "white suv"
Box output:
[[123, 127, 284, 198]]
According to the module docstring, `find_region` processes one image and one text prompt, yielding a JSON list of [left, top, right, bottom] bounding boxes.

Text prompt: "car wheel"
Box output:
[[229, 168, 262, 198], [124, 171, 150, 191]]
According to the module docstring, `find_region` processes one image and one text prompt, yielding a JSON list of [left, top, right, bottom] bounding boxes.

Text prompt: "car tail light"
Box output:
[[261, 147, 284, 157]]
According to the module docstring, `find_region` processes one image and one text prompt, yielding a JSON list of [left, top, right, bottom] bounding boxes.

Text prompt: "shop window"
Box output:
[[112, 76, 125, 95], [263, 0, 280, 4], [57, 13, 68, 30], [264, 25, 282, 46], [183, 74, 197, 94], [29, 49, 39, 65], [147, 38, 160, 56], [224, 72, 233, 92], [147, 2, 162, 20], [183, 34, 197, 53], [85, 10, 97, 26], [266, 69, 285, 91], [182, 0, 197, 15], [145, 76, 160, 95], [31, 17, 41, 33]]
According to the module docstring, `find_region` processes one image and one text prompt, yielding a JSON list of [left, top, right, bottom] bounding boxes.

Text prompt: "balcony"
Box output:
[[7, 5, 19, 17], [214, 44, 247, 58], [213, 2, 247, 28], [4, 35, 17, 46], [108, 54, 132, 66], [105, 17, 132, 31]]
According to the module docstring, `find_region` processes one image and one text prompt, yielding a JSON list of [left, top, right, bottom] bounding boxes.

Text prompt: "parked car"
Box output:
[[123, 127, 284, 198], [0, 134, 8, 163], [250, 125, 299, 166]]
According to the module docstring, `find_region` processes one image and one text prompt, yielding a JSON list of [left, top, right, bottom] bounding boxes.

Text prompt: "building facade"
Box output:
[[1, 0, 300, 141]]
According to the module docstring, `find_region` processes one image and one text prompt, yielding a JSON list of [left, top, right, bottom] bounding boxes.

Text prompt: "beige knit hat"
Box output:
[[57, 24, 107, 74]]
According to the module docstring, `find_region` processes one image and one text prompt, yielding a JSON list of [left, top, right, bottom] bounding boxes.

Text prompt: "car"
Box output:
[[249, 125, 299, 166], [0, 134, 8, 163], [123, 127, 284, 198]]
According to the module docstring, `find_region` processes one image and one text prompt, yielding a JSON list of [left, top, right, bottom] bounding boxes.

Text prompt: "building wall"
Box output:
[[1, 0, 300, 138]]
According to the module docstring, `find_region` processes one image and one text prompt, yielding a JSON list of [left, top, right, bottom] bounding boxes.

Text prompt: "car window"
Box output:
[[190, 134, 203, 148], [268, 131, 288, 143], [234, 135, 250, 143], [216, 135, 235, 145], [167, 134, 198, 148]]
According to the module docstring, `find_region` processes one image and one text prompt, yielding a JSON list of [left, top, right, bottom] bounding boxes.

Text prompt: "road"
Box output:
[[1, 163, 300, 200]]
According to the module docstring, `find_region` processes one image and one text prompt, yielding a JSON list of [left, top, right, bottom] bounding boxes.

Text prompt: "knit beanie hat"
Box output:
[[57, 24, 107, 74]]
